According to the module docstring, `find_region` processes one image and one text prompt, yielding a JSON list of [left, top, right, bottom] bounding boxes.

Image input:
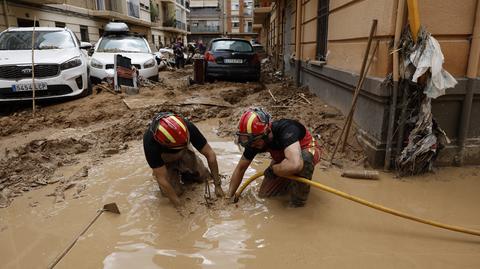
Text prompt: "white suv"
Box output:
[[0, 27, 91, 102], [89, 22, 158, 84]]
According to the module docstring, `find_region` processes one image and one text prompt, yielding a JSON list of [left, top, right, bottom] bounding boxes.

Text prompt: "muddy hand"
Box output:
[[224, 194, 238, 204], [214, 184, 225, 198]]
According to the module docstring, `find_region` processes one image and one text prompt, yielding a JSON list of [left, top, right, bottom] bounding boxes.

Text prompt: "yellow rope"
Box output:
[[234, 173, 480, 237]]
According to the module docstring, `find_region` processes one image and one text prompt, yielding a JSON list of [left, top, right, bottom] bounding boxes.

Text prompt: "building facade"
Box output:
[[150, 0, 190, 49], [0, 0, 189, 50], [254, 0, 480, 167], [224, 0, 256, 39], [188, 0, 223, 44]]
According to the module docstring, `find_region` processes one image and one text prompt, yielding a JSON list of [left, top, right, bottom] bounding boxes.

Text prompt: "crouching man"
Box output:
[[228, 107, 321, 207], [143, 112, 224, 207]]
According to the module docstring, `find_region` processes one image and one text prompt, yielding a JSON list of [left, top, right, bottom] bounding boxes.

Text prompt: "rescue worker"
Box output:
[[143, 112, 224, 207], [227, 107, 321, 207]]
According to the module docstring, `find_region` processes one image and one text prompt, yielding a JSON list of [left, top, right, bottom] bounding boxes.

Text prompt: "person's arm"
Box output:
[[271, 141, 304, 177], [152, 166, 182, 207], [199, 143, 225, 197], [228, 156, 252, 197]]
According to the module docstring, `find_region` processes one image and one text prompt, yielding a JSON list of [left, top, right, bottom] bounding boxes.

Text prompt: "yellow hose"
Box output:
[[234, 173, 480, 237]]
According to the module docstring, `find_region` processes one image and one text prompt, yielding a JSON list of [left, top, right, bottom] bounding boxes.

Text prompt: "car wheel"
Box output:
[[205, 75, 214, 83], [81, 73, 93, 97]]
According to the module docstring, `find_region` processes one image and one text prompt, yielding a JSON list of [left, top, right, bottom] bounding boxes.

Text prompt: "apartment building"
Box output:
[[0, 0, 189, 50], [0, 0, 152, 44], [254, 0, 480, 167], [224, 0, 255, 39], [188, 0, 223, 43], [150, 0, 190, 49]]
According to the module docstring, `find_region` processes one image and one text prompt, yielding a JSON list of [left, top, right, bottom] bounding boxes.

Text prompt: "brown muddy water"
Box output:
[[1, 121, 480, 269]]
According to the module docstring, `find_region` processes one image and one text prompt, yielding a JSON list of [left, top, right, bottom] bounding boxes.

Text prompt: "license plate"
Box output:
[[12, 82, 48, 92], [224, 59, 243, 64]]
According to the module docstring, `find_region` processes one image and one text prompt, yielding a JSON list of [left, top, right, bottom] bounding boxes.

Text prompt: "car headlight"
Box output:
[[60, 57, 82, 70], [143, 58, 155, 69], [90, 58, 103, 69]]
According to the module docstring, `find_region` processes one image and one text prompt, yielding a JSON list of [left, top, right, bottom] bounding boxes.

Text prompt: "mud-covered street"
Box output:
[[1, 68, 480, 268]]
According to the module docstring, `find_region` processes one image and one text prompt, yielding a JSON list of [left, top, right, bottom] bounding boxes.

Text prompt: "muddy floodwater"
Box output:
[[1, 120, 480, 269]]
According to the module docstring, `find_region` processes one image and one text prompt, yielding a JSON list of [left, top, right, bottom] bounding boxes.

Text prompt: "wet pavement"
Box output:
[[1, 121, 480, 269]]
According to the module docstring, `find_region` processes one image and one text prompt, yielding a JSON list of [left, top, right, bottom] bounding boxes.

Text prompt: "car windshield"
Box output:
[[97, 35, 149, 53], [211, 40, 253, 52], [0, 30, 75, 50]]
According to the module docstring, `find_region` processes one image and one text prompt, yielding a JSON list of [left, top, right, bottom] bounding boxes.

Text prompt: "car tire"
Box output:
[[205, 75, 214, 83], [81, 73, 93, 97]]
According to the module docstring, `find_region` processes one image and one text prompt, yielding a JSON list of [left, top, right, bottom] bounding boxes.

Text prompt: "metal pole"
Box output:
[[31, 17, 36, 118], [458, 0, 480, 165], [385, 0, 407, 170], [339, 19, 378, 152]]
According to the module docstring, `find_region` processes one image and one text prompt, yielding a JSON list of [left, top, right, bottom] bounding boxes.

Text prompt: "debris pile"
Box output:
[[395, 27, 456, 176], [261, 59, 286, 83]]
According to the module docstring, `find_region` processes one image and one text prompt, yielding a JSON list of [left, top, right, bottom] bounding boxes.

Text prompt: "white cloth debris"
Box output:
[[409, 35, 457, 99]]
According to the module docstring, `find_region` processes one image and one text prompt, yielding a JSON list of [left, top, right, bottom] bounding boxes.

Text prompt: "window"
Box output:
[[316, 0, 329, 60], [0, 31, 75, 50], [231, 0, 239, 10], [55, 21, 65, 28], [211, 40, 253, 52], [17, 18, 39, 27], [232, 22, 240, 28], [127, 0, 140, 18], [96, 0, 105, 10], [97, 35, 149, 53], [80, 25, 89, 42]]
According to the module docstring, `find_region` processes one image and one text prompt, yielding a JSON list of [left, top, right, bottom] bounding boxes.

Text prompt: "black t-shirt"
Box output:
[[243, 119, 306, 160], [143, 119, 207, 168]]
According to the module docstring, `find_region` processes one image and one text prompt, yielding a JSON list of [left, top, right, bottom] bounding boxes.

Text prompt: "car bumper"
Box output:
[[90, 66, 158, 84], [0, 64, 88, 102], [206, 63, 260, 79]]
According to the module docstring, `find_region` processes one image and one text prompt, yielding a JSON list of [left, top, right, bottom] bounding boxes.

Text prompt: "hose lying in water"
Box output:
[[234, 172, 480, 237]]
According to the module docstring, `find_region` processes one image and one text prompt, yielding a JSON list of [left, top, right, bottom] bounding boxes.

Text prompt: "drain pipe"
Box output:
[[458, 0, 480, 165], [384, 0, 406, 170], [2, 0, 9, 29], [295, 0, 302, 86]]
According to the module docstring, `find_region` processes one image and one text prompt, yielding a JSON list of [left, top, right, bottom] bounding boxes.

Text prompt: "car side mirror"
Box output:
[[88, 48, 94, 57], [80, 42, 92, 50]]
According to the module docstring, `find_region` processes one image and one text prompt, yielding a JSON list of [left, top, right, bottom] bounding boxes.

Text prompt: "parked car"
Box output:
[[89, 22, 159, 84], [0, 27, 91, 102], [204, 38, 260, 81], [252, 44, 267, 60]]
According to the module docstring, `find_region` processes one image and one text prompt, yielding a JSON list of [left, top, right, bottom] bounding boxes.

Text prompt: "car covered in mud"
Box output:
[[89, 22, 159, 84], [204, 38, 261, 81], [0, 27, 91, 102]]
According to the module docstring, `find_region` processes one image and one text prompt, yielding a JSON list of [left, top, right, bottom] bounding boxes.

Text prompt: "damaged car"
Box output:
[[0, 27, 91, 102], [89, 22, 159, 84], [204, 38, 261, 82]]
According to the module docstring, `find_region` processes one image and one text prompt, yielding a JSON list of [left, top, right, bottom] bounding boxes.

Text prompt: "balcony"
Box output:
[[176, 20, 186, 30], [154, 17, 188, 33], [253, 1, 272, 24], [254, 0, 274, 7], [190, 25, 220, 34]]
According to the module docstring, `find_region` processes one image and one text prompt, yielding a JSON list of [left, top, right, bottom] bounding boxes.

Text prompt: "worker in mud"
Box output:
[[227, 107, 321, 207], [143, 112, 224, 207]]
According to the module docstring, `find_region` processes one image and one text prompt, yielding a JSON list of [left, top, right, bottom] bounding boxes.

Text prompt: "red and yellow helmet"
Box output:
[[236, 107, 271, 147], [150, 112, 189, 149]]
